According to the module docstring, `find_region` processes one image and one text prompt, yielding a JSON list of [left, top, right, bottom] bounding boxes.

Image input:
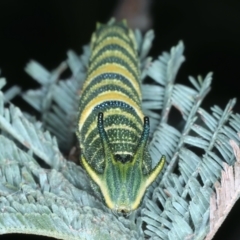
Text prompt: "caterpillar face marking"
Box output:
[[77, 20, 165, 213]]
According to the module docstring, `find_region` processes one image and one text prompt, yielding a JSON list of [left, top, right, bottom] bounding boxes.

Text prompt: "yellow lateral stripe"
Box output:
[[81, 155, 115, 208], [90, 37, 137, 61], [145, 156, 165, 187], [84, 109, 142, 140], [79, 91, 144, 131], [81, 78, 140, 104], [130, 181, 148, 210], [83, 64, 141, 97], [82, 155, 115, 209], [81, 155, 102, 186], [99, 182, 115, 209], [88, 50, 139, 77]]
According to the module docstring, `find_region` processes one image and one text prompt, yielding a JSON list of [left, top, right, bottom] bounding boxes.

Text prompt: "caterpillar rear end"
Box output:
[[77, 20, 165, 213]]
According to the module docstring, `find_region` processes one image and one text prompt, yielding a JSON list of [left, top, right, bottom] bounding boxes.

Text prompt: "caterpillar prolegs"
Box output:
[[77, 20, 165, 213]]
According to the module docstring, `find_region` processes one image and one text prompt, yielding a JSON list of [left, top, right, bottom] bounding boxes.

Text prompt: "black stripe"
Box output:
[[95, 23, 128, 38], [80, 101, 142, 139], [80, 84, 138, 108], [89, 44, 138, 68], [81, 107, 142, 140], [85, 126, 139, 146], [92, 31, 132, 50], [88, 56, 139, 82], [84, 128, 139, 158], [82, 73, 140, 102]]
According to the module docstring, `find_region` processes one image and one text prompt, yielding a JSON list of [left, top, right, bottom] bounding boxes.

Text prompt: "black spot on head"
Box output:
[[115, 154, 132, 163]]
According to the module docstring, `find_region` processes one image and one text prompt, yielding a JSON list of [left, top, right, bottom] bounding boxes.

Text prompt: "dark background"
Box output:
[[0, 0, 240, 239]]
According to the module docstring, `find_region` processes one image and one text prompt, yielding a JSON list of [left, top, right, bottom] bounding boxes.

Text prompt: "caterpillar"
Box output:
[[77, 20, 165, 214]]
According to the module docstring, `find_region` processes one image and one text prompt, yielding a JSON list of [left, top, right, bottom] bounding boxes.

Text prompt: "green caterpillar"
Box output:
[[77, 20, 165, 213]]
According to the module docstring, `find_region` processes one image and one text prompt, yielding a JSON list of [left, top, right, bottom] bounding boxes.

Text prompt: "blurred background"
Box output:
[[0, 0, 240, 239]]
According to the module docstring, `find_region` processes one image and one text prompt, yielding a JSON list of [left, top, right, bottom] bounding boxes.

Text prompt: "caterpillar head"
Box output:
[[81, 112, 165, 214]]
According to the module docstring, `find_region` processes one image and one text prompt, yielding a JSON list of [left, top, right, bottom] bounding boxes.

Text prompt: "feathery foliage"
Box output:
[[0, 20, 240, 239]]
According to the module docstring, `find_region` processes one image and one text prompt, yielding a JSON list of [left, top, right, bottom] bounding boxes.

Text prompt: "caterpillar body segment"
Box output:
[[77, 20, 165, 213]]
